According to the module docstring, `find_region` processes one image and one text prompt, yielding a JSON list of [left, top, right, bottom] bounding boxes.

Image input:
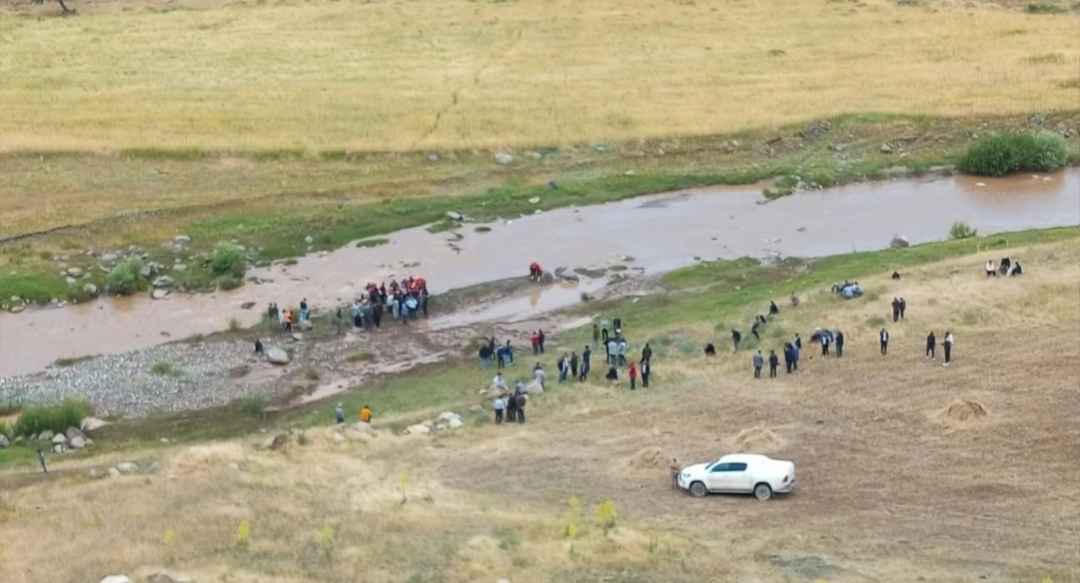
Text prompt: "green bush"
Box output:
[[949, 221, 978, 240], [214, 275, 243, 291], [958, 131, 1069, 177], [211, 243, 246, 278], [235, 393, 268, 419], [151, 361, 185, 377], [0, 421, 12, 438], [106, 258, 143, 295], [13, 399, 92, 437]]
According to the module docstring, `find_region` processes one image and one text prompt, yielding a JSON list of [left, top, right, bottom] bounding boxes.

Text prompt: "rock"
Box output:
[[147, 461, 162, 473], [83, 283, 99, 297], [173, 264, 187, 272], [173, 235, 191, 245], [140, 264, 158, 279], [115, 462, 139, 474], [65, 426, 85, 441], [880, 142, 894, 154], [304, 235, 314, 244], [497, 579, 512, 583], [448, 417, 464, 429], [39, 430, 54, 441], [469, 404, 485, 413], [82, 417, 108, 432], [0, 435, 9, 448], [152, 289, 169, 300], [438, 411, 462, 422], [108, 467, 121, 478], [69, 435, 87, 449], [446, 211, 463, 221], [427, 153, 439, 162], [65, 276, 78, 285], [332, 432, 346, 442], [540, 271, 555, 283], [528, 196, 540, 204], [53, 443, 65, 454], [494, 152, 514, 165], [299, 320, 313, 331], [99, 576, 132, 583], [67, 267, 83, 277], [267, 433, 290, 450], [147, 572, 177, 583], [9, 304, 24, 313], [406, 424, 431, 435], [241, 301, 256, 310], [266, 347, 290, 364], [890, 234, 910, 249], [152, 275, 175, 288], [100, 252, 119, 264]]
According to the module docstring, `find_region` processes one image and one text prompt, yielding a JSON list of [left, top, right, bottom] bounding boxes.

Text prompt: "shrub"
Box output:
[[235, 392, 268, 419], [151, 361, 184, 377], [13, 399, 92, 437], [211, 243, 246, 278], [595, 499, 618, 534], [106, 258, 143, 295], [0, 421, 12, 438], [303, 365, 321, 381], [958, 131, 1069, 177], [949, 221, 978, 240], [214, 275, 243, 291]]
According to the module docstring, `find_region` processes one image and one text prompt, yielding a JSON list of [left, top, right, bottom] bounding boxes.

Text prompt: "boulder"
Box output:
[[0, 435, 9, 449], [66, 267, 84, 278], [152, 289, 169, 300], [140, 263, 158, 279], [446, 211, 463, 221], [100, 252, 119, 264], [540, 271, 555, 283], [299, 320, 313, 331], [528, 196, 541, 204], [448, 417, 464, 429], [65, 276, 78, 286], [82, 417, 108, 432], [173, 235, 191, 245], [438, 411, 462, 422], [83, 283, 99, 297], [494, 152, 514, 165], [152, 275, 175, 288], [39, 430, 54, 441], [99, 576, 132, 583], [108, 467, 121, 478], [890, 234, 910, 249], [53, 443, 66, 454], [68, 435, 86, 448], [880, 142, 894, 154], [406, 424, 431, 436], [266, 347, 290, 365], [65, 426, 85, 441], [115, 462, 139, 474]]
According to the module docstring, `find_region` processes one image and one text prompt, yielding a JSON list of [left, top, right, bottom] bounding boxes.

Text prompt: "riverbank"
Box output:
[[3, 112, 1078, 304]]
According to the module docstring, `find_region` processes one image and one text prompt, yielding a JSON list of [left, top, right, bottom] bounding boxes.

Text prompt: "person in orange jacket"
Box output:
[[359, 405, 372, 423], [284, 309, 293, 333]]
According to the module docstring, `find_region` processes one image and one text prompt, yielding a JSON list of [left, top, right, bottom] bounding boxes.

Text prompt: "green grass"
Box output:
[[474, 226, 492, 233], [235, 393, 269, 419], [54, 355, 96, 367], [105, 258, 143, 296], [12, 399, 93, 438], [151, 361, 185, 377], [210, 242, 246, 278]]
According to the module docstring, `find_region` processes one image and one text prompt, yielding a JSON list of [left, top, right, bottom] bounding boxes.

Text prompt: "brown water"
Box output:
[[1, 170, 1077, 377]]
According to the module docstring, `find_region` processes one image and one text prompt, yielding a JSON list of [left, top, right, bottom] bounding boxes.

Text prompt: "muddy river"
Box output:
[[1, 170, 1077, 377]]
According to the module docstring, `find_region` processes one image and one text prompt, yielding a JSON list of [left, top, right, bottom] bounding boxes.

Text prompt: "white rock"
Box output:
[[108, 467, 121, 478], [494, 152, 514, 165], [890, 234, 910, 249], [406, 424, 431, 435], [448, 417, 464, 429], [152, 289, 169, 300], [152, 275, 175, 288], [69, 435, 87, 449], [82, 417, 108, 431], [53, 443, 66, 454], [99, 576, 132, 583], [173, 235, 191, 245], [115, 462, 139, 474], [65, 276, 78, 285], [39, 430, 54, 441], [528, 197, 541, 204], [66, 267, 83, 277], [304, 235, 314, 244], [446, 211, 463, 221], [0, 435, 9, 448], [438, 411, 462, 422], [83, 283, 99, 296], [65, 426, 84, 441], [266, 346, 289, 365]]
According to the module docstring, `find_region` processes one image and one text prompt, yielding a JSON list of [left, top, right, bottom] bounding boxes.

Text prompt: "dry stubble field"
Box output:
[[1, 240, 1077, 583], [0, 0, 1078, 151]]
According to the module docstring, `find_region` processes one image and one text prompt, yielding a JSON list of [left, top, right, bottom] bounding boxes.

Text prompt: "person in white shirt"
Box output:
[[492, 396, 506, 424], [533, 364, 545, 388], [985, 260, 997, 277], [880, 328, 889, 355], [492, 373, 507, 392], [943, 331, 955, 366]]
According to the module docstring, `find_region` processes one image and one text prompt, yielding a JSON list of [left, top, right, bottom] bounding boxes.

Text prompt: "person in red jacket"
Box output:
[[628, 362, 638, 391], [529, 262, 543, 281], [531, 331, 541, 355]]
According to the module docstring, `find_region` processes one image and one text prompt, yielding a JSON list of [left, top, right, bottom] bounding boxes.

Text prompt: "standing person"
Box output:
[[558, 354, 569, 383], [641, 359, 650, 388], [752, 350, 764, 379], [613, 316, 622, 335], [505, 392, 518, 423], [943, 331, 954, 366], [479, 345, 492, 369], [768, 350, 779, 378], [300, 298, 309, 321], [790, 291, 800, 307], [792, 340, 800, 370], [492, 372, 507, 393], [335, 307, 344, 336], [617, 338, 627, 366], [794, 334, 802, 352], [495, 344, 506, 369], [334, 403, 345, 424], [277, 304, 286, 331], [570, 351, 579, 379], [592, 324, 600, 349], [821, 331, 830, 357], [514, 393, 527, 424], [835, 330, 845, 358], [359, 404, 373, 424], [891, 298, 901, 322], [538, 330, 546, 353], [601, 318, 610, 341], [607, 338, 618, 366], [985, 260, 997, 277], [493, 395, 505, 424], [628, 362, 638, 390], [670, 458, 680, 490], [880, 328, 890, 355], [254, 338, 264, 355], [580, 345, 591, 381], [732, 329, 742, 351], [926, 331, 937, 360], [531, 332, 540, 355], [533, 363, 546, 389], [504, 340, 514, 366], [37, 449, 48, 473], [284, 309, 293, 333], [898, 297, 907, 321], [783, 343, 794, 374], [641, 342, 653, 363]]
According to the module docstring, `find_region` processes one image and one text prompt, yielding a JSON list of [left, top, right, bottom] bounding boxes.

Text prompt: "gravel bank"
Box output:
[[0, 340, 272, 417]]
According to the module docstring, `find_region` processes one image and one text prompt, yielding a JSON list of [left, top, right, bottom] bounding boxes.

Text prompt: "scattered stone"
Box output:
[[173, 264, 187, 272], [528, 196, 541, 204], [140, 264, 159, 279], [0, 434, 9, 448], [82, 417, 108, 432], [83, 283, 99, 297], [448, 417, 464, 429], [304, 235, 314, 244], [115, 462, 139, 474], [9, 304, 24, 313], [446, 211, 463, 221], [65, 276, 78, 285], [108, 467, 121, 478], [406, 423, 431, 436], [69, 435, 87, 448], [66, 267, 83, 278], [427, 153, 439, 162], [494, 152, 514, 165], [880, 142, 894, 154], [299, 320, 313, 332], [890, 234, 910, 249], [100, 252, 119, 264], [173, 235, 191, 245], [39, 430, 54, 441], [266, 347, 290, 365], [152, 289, 170, 300], [53, 443, 66, 454], [241, 301, 256, 310], [438, 411, 462, 422], [65, 426, 85, 441], [152, 275, 175, 288]]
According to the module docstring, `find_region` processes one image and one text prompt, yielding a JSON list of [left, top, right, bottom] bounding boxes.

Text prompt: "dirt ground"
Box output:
[[0, 242, 1077, 583]]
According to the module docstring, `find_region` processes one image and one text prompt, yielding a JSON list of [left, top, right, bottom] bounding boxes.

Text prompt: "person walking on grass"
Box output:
[[580, 345, 591, 382], [628, 362, 638, 390], [899, 297, 907, 321], [515, 393, 527, 424], [768, 350, 779, 378], [607, 338, 618, 366], [880, 328, 890, 355], [593, 324, 600, 349], [617, 338, 627, 366], [570, 351, 579, 379], [892, 298, 901, 323], [783, 343, 795, 374], [334, 403, 346, 424], [493, 395, 505, 424], [641, 358, 651, 388], [732, 329, 742, 351], [641, 342, 652, 363], [926, 331, 936, 360], [752, 350, 763, 378], [558, 353, 570, 384], [943, 331, 954, 366], [538, 329, 546, 353], [533, 363, 546, 389]]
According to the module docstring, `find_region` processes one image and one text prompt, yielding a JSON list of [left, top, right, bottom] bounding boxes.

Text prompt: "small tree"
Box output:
[[31, 0, 75, 14]]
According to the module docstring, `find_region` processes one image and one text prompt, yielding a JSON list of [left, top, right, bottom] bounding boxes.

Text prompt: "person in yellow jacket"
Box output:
[[359, 405, 373, 424]]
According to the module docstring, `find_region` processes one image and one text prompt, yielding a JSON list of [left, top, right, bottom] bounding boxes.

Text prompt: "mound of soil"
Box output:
[[625, 446, 666, 470], [731, 426, 785, 453], [937, 399, 988, 422]]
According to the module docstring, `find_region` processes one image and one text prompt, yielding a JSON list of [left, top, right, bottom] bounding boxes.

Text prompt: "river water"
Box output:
[[1, 170, 1077, 377]]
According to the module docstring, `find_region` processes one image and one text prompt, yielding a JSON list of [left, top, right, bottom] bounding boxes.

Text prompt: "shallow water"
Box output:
[[2, 169, 1077, 377]]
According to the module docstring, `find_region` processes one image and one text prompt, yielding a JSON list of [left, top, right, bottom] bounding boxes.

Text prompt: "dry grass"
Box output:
[[0, 242, 1077, 583], [0, 0, 1077, 151]]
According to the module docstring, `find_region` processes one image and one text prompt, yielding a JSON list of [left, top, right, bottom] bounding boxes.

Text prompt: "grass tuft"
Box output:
[[12, 399, 92, 438], [958, 131, 1070, 177], [106, 258, 143, 296], [235, 393, 268, 419]]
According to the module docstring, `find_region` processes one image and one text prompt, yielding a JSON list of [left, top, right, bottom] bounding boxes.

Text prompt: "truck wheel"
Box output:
[[753, 483, 773, 501], [689, 482, 708, 498]]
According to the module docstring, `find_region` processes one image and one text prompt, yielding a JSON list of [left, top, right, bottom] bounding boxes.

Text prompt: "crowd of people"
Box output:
[[263, 277, 432, 337], [985, 256, 1023, 277]]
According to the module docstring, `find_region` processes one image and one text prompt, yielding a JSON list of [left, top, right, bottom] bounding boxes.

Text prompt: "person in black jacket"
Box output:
[[768, 350, 779, 377], [926, 331, 936, 360], [835, 330, 845, 358], [783, 343, 795, 374], [731, 329, 742, 351]]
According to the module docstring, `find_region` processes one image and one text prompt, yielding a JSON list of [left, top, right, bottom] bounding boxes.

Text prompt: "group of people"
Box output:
[[924, 330, 956, 366], [479, 337, 516, 369], [985, 257, 1023, 277], [490, 373, 530, 424], [266, 299, 311, 333], [333, 402, 373, 424]]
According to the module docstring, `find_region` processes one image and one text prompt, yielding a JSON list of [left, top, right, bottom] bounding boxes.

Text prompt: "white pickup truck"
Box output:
[[677, 453, 796, 500]]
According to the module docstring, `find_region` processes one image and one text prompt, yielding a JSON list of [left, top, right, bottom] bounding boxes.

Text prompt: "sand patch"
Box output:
[[935, 399, 989, 422], [726, 425, 787, 453], [624, 446, 667, 470], [168, 442, 247, 469]]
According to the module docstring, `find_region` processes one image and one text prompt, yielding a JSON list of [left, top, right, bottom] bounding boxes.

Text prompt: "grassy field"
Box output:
[[1, 0, 1078, 151], [1, 229, 1077, 583]]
